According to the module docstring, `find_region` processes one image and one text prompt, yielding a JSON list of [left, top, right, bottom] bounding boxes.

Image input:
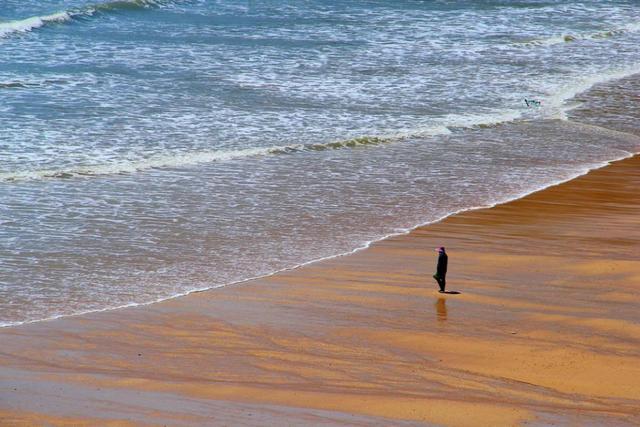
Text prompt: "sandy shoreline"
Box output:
[[1, 155, 640, 426]]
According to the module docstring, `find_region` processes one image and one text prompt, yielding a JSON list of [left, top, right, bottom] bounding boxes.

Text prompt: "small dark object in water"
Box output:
[[524, 98, 541, 107]]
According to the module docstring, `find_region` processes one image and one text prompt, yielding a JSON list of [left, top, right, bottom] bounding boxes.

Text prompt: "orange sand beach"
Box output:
[[1, 155, 639, 426]]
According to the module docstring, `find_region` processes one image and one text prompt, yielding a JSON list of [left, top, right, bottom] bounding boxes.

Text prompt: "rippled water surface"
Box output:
[[1, 0, 640, 325]]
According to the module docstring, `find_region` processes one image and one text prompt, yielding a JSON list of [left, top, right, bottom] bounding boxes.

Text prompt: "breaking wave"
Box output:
[[4, 62, 639, 183], [1, 111, 535, 183], [540, 64, 640, 119], [0, 78, 68, 89], [0, 135, 421, 182], [0, 0, 168, 39], [0, 12, 71, 38], [0, 81, 38, 89], [517, 22, 640, 47]]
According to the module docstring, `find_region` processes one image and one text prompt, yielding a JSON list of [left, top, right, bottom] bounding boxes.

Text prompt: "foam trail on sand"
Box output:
[[537, 65, 640, 119]]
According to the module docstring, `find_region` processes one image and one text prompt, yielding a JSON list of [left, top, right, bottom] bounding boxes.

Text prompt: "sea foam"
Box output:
[[517, 21, 640, 48], [0, 0, 167, 39], [0, 12, 71, 38]]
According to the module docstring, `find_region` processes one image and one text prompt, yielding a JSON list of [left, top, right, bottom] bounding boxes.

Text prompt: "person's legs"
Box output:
[[440, 275, 446, 292]]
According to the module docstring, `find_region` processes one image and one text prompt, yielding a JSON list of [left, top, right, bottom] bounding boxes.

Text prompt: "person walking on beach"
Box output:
[[433, 247, 448, 293]]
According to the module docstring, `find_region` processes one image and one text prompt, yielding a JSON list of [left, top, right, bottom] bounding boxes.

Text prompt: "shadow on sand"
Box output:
[[438, 290, 461, 295]]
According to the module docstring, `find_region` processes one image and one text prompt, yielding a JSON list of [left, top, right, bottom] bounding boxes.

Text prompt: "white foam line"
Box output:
[[0, 12, 71, 38], [0, 0, 168, 39], [0, 127, 449, 183], [1, 116, 524, 183], [439, 110, 523, 130], [2, 149, 636, 329], [541, 65, 640, 120], [0, 146, 278, 182], [518, 21, 640, 48]]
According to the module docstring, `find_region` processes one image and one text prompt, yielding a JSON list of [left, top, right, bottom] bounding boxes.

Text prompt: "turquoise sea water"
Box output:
[[1, 0, 640, 326]]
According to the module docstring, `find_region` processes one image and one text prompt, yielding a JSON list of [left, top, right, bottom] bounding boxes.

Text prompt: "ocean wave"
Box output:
[[0, 81, 36, 89], [86, 0, 169, 14], [0, 0, 168, 39], [517, 22, 640, 47], [0, 78, 68, 89], [0, 12, 71, 38], [1, 147, 271, 182], [1, 110, 533, 182], [0, 136, 416, 182], [439, 110, 523, 131], [540, 64, 640, 119], [5, 62, 637, 183]]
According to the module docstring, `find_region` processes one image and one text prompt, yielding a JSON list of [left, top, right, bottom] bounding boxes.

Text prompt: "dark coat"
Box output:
[[437, 252, 448, 277]]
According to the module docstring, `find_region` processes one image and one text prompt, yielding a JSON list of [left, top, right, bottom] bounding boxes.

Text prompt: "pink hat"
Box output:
[[435, 247, 445, 252]]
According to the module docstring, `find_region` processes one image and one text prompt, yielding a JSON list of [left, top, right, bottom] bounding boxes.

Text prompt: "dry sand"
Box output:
[[1, 155, 639, 426]]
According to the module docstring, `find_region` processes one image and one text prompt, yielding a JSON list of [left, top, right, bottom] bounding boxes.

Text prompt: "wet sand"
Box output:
[[1, 155, 639, 426]]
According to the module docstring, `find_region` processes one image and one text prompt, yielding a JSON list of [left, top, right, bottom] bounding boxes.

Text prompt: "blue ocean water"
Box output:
[[1, 0, 640, 326]]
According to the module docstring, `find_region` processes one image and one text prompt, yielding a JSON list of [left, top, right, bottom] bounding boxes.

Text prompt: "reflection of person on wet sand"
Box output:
[[435, 298, 447, 322], [432, 246, 448, 293]]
